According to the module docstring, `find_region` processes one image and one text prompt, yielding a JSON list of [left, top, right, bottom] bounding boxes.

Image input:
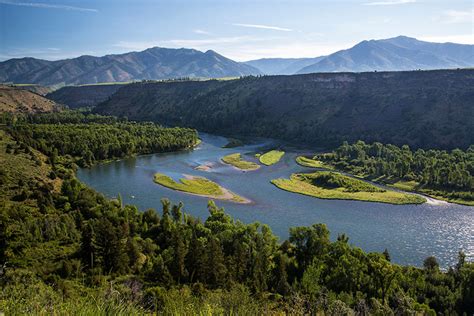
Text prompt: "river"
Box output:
[[78, 133, 474, 268]]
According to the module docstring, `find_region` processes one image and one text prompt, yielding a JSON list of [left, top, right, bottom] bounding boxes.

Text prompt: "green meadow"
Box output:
[[258, 150, 285, 166], [221, 153, 260, 170], [272, 171, 426, 205]]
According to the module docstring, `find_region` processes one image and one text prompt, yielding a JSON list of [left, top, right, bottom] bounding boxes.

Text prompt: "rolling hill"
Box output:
[[94, 69, 474, 150], [0, 85, 61, 113], [0, 47, 261, 86]]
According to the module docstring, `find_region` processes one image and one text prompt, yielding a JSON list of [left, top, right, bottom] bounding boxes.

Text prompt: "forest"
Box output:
[[6, 111, 198, 167], [0, 113, 473, 314], [314, 141, 474, 204]]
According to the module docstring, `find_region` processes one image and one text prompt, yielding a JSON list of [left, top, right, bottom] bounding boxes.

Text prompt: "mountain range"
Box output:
[[246, 36, 474, 75], [1, 36, 473, 86], [0, 48, 260, 86], [294, 36, 474, 74]]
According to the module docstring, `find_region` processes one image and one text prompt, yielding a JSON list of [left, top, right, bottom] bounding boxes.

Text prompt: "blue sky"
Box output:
[[0, 0, 472, 61]]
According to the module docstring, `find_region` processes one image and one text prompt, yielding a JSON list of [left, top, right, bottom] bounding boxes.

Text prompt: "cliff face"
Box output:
[[95, 70, 474, 149]]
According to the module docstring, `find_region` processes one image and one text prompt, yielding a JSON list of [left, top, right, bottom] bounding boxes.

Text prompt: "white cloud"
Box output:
[[193, 29, 212, 35], [0, 0, 98, 12], [437, 9, 474, 24], [363, 0, 415, 6], [232, 23, 293, 32], [113, 36, 280, 51], [418, 34, 474, 45]]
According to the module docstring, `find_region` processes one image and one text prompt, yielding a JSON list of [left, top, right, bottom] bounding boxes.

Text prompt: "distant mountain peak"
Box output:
[[0, 46, 261, 86], [296, 36, 474, 74]]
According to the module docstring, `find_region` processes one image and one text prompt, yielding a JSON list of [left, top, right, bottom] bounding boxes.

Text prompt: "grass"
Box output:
[[296, 156, 333, 169], [272, 171, 426, 205], [258, 150, 285, 166], [301, 156, 473, 206], [153, 173, 248, 203], [221, 153, 260, 170]]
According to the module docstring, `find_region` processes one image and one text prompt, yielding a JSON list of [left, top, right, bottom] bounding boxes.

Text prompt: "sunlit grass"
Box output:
[[272, 171, 426, 205], [258, 150, 285, 166], [296, 156, 333, 169], [153, 173, 248, 203], [221, 153, 260, 170]]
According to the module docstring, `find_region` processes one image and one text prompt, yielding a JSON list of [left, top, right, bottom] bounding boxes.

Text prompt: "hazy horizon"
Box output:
[[1, 0, 472, 62]]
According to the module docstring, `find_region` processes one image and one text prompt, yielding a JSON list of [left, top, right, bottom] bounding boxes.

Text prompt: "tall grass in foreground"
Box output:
[[0, 270, 278, 315]]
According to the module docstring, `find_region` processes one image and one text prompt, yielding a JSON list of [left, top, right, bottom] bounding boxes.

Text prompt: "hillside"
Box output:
[[297, 36, 474, 74], [13, 84, 53, 95], [95, 69, 474, 150], [47, 84, 125, 108], [0, 85, 61, 113], [0, 47, 261, 86]]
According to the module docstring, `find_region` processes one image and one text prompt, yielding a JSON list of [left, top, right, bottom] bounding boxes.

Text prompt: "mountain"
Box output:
[[245, 57, 324, 75], [297, 36, 474, 74], [0, 85, 61, 113], [0, 47, 261, 86], [94, 69, 474, 150]]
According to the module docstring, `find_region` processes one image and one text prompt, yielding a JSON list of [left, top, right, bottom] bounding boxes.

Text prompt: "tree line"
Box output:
[[7, 117, 197, 167], [316, 141, 473, 200]]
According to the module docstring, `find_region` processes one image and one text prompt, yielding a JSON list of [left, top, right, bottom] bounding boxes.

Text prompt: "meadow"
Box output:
[[221, 153, 260, 170], [272, 171, 426, 205]]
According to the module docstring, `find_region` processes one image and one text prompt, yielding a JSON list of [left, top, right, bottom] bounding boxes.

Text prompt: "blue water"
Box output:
[[78, 133, 474, 268]]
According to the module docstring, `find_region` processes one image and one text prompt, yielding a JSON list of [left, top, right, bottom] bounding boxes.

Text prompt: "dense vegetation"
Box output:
[[1, 113, 473, 314], [95, 69, 474, 149], [314, 140, 474, 205], [272, 171, 425, 205], [6, 112, 198, 168]]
